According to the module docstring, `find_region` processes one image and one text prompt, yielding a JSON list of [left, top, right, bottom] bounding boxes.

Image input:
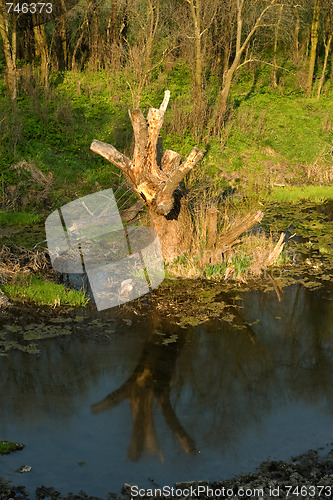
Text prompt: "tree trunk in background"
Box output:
[[59, 0, 68, 69], [88, 6, 100, 70], [126, 0, 160, 107], [0, 4, 17, 99], [90, 91, 205, 262], [306, 0, 320, 96], [213, 0, 278, 133], [272, 4, 283, 88], [317, 34, 332, 98], [188, 0, 203, 90], [33, 21, 49, 89], [317, 5, 332, 99], [294, 5, 300, 63]]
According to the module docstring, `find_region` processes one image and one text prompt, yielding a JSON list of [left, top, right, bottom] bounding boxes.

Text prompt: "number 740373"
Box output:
[[6, 3, 53, 14]]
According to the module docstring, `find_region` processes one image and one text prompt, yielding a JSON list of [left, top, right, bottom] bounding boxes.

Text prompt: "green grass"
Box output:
[[1, 276, 89, 307], [1, 66, 333, 212], [0, 211, 41, 226], [269, 185, 333, 203]]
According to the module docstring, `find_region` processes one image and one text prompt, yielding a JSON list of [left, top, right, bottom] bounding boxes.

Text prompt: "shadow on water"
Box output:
[[0, 280, 333, 497]]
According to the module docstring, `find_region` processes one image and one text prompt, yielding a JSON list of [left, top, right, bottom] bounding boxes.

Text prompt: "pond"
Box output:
[[1, 278, 333, 498]]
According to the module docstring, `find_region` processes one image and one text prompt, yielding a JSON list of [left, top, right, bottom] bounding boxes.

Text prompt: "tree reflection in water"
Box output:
[[91, 317, 196, 461], [91, 281, 333, 463]]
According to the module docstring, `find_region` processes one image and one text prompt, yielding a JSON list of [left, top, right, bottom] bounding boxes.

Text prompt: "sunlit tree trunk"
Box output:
[[88, 6, 100, 70], [317, 6, 332, 99], [90, 91, 263, 263], [306, 0, 320, 96], [0, 3, 17, 99], [187, 0, 203, 90], [294, 5, 300, 63], [317, 34, 332, 98]]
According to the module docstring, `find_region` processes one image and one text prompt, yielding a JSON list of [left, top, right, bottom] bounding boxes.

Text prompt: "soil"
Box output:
[[1, 447, 333, 499]]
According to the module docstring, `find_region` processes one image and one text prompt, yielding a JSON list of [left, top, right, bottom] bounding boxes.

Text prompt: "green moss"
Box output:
[[1, 276, 89, 307]]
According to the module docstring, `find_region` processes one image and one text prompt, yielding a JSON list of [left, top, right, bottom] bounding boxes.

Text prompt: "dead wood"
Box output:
[[264, 232, 285, 267], [91, 90, 205, 261], [90, 91, 265, 265]]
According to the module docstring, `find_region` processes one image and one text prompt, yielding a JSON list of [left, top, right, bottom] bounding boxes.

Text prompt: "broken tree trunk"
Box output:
[[91, 91, 264, 266], [91, 90, 205, 262]]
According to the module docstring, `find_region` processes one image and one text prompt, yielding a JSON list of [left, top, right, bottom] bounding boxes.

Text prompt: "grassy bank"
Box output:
[[1, 276, 89, 307], [1, 68, 332, 213]]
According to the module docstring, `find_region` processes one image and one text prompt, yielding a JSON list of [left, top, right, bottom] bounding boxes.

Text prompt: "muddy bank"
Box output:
[[1, 447, 333, 499]]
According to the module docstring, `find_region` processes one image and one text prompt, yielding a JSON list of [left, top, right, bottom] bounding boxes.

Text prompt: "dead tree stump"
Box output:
[[91, 90, 205, 262]]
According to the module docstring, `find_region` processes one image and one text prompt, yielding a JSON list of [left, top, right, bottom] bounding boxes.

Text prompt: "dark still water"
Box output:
[[1, 281, 333, 497]]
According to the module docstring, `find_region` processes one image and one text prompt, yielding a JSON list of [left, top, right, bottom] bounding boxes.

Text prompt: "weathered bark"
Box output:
[[264, 232, 285, 267], [206, 205, 218, 251], [91, 91, 267, 265], [91, 90, 205, 263]]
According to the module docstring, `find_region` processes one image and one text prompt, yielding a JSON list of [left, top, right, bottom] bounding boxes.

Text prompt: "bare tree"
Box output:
[[213, 0, 281, 133], [272, 3, 283, 87], [125, 0, 161, 106], [184, 0, 217, 90], [317, 1, 333, 99], [70, 1, 92, 71], [0, 1, 17, 99], [187, 0, 203, 89], [306, 0, 320, 95]]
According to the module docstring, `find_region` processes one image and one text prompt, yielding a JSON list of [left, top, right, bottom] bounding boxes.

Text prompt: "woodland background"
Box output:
[[0, 0, 333, 213]]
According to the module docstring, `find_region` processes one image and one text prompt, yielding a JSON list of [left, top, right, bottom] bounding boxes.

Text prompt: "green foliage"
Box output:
[[1, 276, 89, 307], [204, 263, 227, 279]]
